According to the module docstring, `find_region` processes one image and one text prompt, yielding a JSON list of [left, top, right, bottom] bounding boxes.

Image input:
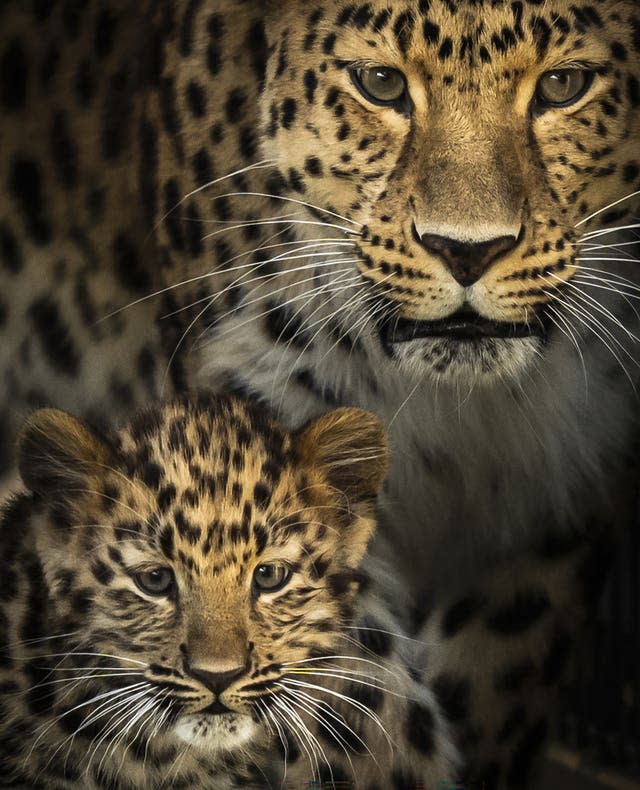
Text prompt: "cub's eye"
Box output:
[[133, 568, 175, 596], [351, 66, 408, 107], [253, 563, 291, 593], [535, 69, 593, 108]]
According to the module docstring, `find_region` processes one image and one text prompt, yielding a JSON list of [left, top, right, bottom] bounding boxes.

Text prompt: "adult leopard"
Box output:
[[1, 1, 639, 787]]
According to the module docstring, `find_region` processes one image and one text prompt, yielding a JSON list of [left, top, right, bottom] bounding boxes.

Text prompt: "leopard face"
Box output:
[[257, 0, 640, 381], [17, 394, 387, 756]]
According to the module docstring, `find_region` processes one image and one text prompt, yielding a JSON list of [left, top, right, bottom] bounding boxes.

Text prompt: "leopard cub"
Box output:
[[0, 392, 455, 789]]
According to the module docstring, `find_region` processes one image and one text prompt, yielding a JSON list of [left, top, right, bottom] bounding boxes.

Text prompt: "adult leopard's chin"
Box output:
[[378, 310, 548, 383], [384, 335, 546, 383]]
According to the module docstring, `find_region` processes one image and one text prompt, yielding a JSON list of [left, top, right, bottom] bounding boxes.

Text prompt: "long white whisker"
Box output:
[[278, 686, 360, 773], [280, 678, 393, 748], [201, 272, 364, 346], [548, 272, 640, 343], [270, 694, 322, 782], [27, 682, 149, 762], [281, 654, 395, 673], [153, 159, 276, 233], [209, 190, 362, 227], [577, 191, 640, 226], [161, 258, 358, 320], [581, 222, 640, 238], [257, 700, 289, 782], [544, 304, 589, 393], [202, 217, 361, 240], [548, 293, 637, 391], [98, 234, 354, 322], [273, 284, 375, 411]]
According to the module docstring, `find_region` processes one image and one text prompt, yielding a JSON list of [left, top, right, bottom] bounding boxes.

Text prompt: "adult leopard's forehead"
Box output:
[[277, 0, 637, 67]]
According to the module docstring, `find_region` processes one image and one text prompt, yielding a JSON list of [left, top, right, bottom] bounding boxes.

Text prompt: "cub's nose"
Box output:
[[186, 663, 246, 694], [412, 224, 521, 287]]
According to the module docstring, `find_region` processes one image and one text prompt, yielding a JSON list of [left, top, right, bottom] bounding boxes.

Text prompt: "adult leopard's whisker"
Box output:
[[97, 233, 350, 321], [209, 190, 362, 227], [576, 190, 640, 227], [159, 258, 359, 320], [581, 222, 640, 238], [153, 159, 277, 233], [543, 287, 637, 390], [199, 271, 363, 345], [202, 217, 361, 239], [544, 304, 589, 392]]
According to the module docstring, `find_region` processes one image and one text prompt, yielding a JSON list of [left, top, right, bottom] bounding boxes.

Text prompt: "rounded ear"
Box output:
[[295, 408, 390, 503], [18, 409, 113, 498]]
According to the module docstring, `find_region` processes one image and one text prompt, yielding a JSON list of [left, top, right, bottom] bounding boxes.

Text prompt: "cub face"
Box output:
[[18, 394, 388, 753], [259, 0, 640, 380]]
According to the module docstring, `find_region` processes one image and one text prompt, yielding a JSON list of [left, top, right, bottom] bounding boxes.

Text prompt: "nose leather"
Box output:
[[416, 229, 520, 287], [186, 663, 246, 694]]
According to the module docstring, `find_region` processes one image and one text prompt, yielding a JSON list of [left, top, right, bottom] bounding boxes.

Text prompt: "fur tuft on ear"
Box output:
[[295, 408, 390, 503], [18, 409, 113, 498]]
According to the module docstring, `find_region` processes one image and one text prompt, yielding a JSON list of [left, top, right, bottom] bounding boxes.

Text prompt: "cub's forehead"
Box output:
[[119, 397, 291, 461], [114, 396, 298, 502], [100, 398, 316, 558]]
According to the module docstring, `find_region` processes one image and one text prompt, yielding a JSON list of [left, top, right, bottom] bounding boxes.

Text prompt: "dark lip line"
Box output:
[[284, 211, 549, 343], [380, 310, 546, 343], [200, 700, 234, 716]]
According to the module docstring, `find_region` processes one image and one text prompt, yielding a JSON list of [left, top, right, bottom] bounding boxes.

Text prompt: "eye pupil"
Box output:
[[536, 69, 591, 108], [352, 66, 407, 106], [253, 563, 290, 592], [134, 568, 174, 596]]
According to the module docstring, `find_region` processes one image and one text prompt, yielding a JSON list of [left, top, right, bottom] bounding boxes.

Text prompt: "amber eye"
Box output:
[[133, 568, 175, 596], [253, 563, 291, 593], [536, 69, 593, 108], [351, 66, 408, 107]]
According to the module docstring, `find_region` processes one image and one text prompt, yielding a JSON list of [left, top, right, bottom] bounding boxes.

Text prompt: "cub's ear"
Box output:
[[295, 408, 390, 503], [18, 409, 113, 498]]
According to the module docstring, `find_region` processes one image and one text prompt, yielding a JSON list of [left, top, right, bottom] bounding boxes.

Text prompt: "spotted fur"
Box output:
[[0, 393, 456, 789], [1, 1, 639, 787], [144, 5, 640, 783]]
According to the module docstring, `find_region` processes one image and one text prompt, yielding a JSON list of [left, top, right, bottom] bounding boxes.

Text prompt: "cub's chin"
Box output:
[[386, 335, 545, 384], [173, 711, 261, 752]]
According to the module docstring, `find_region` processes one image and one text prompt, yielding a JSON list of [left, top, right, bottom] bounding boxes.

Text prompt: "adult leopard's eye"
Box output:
[[351, 66, 407, 106], [253, 563, 291, 593], [133, 568, 175, 596], [536, 69, 592, 108]]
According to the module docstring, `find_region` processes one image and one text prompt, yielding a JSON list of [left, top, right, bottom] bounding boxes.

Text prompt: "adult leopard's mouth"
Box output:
[[379, 309, 546, 345]]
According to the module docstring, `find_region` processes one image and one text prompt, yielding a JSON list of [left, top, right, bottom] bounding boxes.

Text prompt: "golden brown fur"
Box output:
[[0, 393, 456, 788]]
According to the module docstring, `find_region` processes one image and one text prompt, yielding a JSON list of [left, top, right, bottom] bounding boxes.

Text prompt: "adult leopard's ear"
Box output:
[[295, 408, 390, 504], [18, 409, 113, 499]]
